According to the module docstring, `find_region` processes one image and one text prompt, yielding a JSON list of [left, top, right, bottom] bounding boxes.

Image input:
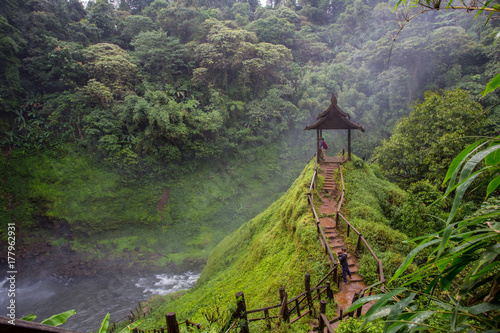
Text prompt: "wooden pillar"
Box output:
[[355, 234, 362, 255], [326, 281, 333, 299], [348, 128, 351, 160], [316, 129, 320, 163], [318, 300, 327, 332], [236, 292, 249, 333], [305, 273, 314, 316], [279, 287, 289, 322], [264, 309, 271, 330], [165, 312, 179, 333]]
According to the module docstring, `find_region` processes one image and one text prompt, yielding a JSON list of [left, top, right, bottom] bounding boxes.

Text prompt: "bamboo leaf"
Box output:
[[346, 294, 386, 312], [390, 239, 441, 283], [406, 311, 435, 331], [482, 72, 500, 96], [363, 288, 407, 320], [436, 223, 455, 261], [466, 303, 500, 315], [384, 293, 416, 332], [447, 172, 482, 223], [443, 139, 486, 188], [486, 176, 500, 198], [40, 309, 76, 327]]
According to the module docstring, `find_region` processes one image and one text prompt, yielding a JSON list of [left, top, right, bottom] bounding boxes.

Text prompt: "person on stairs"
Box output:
[[338, 248, 351, 284]]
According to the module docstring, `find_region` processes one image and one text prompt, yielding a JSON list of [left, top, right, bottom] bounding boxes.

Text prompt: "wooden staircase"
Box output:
[[322, 163, 340, 192], [323, 226, 363, 283]]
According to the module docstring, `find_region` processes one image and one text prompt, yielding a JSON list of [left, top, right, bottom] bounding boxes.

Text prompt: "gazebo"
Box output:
[[305, 94, 365, 162]]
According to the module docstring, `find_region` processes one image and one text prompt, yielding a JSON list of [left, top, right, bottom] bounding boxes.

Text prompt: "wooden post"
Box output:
[[339, 308, 343, 321], [333, 266, 338, 284], [318, 300, 327, 332], [235, 292, 249, 333], [355, 234, 362, 255], [165, 312, 179, 333], [349, 292, 360, 318], [279, 287, 289, 323], [348, 128, 351, 160], [295, 299, 301, 317], [316, 129, 320, 164], [326, 281, 333, 299], [355, 290, 366, 318], [335, 212, 339, 228], [305, 274, 314, 316], [347, 224, 350, 238], [264, 309, 271, 330]]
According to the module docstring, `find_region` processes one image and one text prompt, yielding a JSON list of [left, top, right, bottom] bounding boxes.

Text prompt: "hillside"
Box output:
[[133, 156, 409, 332]]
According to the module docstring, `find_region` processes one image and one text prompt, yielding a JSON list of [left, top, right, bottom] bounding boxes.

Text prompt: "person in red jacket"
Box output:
[[319, 137, 328, 160]]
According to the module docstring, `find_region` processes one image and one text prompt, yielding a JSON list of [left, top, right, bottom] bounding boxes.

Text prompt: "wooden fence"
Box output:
[[334, 164, 385, 285], [109, 302, 150, 333]]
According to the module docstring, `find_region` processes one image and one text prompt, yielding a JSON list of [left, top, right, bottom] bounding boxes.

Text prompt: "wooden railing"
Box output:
[[335, 165, 385, 285], [232, 272, 336, 332], [109, 302, 150, 333]]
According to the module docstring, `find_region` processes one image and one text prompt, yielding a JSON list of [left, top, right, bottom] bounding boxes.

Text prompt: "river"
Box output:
[[1, 270, 200, 332]]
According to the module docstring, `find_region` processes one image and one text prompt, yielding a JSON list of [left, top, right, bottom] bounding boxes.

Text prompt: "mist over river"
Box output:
[[1, 270, 200, 332]]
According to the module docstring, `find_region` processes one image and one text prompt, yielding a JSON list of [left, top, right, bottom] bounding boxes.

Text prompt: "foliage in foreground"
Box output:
[[348, 136, 500, 332]]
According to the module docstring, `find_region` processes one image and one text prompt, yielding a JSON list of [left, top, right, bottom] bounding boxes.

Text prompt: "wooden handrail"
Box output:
[[335, 167, 385, 284]]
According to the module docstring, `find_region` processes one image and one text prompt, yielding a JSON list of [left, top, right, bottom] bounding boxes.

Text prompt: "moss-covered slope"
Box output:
[[138, 159, 331, 332]]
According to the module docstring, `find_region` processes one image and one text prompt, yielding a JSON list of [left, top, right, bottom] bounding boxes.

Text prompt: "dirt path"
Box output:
[[317, 161, 371, 328]]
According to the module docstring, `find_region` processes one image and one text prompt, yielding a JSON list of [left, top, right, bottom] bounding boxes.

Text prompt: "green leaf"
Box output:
[[118, 318, 143, 333], [21, 314, 36, 321], [482, 72, 500, 96], [384, 292, 416, 332], [436, 223, 455, 261], [486, 175, 500, 198], [361, 287, 407, 326], [447, 172, 482, 223], [97, 313, 110, 333], [466, 303, 500, 315], [40, 309, 76, 327], [346, 294, 386, 313], [406, 311, 435, 331], [443, 139, 486, 188], [390, 239, 441, 283]]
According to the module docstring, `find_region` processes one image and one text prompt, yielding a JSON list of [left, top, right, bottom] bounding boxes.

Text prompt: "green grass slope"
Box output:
[[137, 159, 331, 332]]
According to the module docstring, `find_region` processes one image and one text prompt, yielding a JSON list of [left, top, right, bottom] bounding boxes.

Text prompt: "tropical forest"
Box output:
[[0, 0, 499, 332]]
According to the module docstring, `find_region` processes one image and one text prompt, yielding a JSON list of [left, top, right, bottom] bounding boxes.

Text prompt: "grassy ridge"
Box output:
[[138, 159, 332, 332], [340, 157, 410, 285]]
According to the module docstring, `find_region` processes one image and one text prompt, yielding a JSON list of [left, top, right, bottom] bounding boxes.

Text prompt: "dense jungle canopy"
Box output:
[[1, 0, 499, 168]]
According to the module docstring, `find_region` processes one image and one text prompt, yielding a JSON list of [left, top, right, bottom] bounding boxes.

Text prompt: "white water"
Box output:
[[0, 271, 200, 332]]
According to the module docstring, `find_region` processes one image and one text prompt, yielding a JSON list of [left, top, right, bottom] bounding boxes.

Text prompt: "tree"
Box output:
[[0, 14, 25, 113], [374, 89, 487, 187], [86, 0, 117, 40], [130, 30, 187, 85], [82, 43, 137, 99], [118, 14, 156, 49]]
